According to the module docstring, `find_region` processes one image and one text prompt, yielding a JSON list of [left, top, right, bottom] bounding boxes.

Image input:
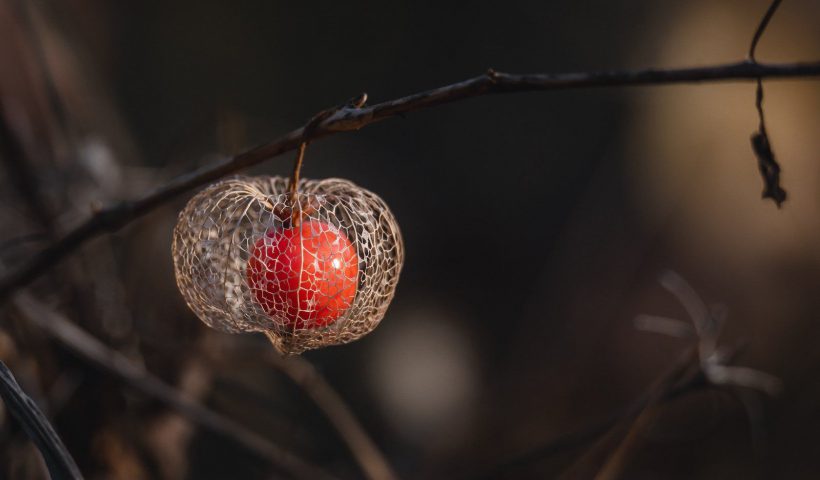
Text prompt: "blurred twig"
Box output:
[[0, 359, 83, 479], [478, 271, 779, 480], [591, 271, 779, 480], [264, 332, 397, 480], [0, 233, 49, 258], [10, 293, 338, 480], [559, 348, 704, 480], [2, 61, 820, 300], [204, 334, 398, 479], [11, 0, 73, 139], [0, 101, 56, 235], [205, 333, 398, 479], [473, 348, 704, 480]]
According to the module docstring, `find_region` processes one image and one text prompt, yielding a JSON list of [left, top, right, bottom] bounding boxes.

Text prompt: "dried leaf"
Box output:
[[751, 130, 787, 207]]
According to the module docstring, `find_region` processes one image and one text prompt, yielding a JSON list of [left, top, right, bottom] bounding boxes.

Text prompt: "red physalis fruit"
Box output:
[[247, 220, 359, 329]]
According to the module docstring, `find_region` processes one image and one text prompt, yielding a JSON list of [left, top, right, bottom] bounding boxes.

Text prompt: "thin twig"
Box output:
[[288, 142, 307, 226], [10, 293, 338, 480], [591, 350, 700, 480], [590, 269, 778, 479], [288, 142, 307, 200], [12, 0, 73, 139], [0, 232, 49, 257], [263, 333, 398, 480], [749, 0, 784, 61], [0, 359, 83, 479], [749, 0, 788, 206], [477, 268, 777, 480], [207, 332, 398, 479], [287, 94, 367, 225], [590, 271, 778, 480], [0, 101, 56, 236], [1, 60, 820, 301]]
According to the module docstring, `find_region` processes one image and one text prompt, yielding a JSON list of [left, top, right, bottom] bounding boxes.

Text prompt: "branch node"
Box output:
[[347, 92, 368, 109], [486, 68, 500, 83], [89, 200, 103, 215]]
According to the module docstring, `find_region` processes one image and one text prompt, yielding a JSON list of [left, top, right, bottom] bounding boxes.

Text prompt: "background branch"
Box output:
[[473, 348, 703, 480], [204, 332, 399, 480], [1, 60, 820, 301], [0, 359, 83, 480], [264, 333, 397, 480]]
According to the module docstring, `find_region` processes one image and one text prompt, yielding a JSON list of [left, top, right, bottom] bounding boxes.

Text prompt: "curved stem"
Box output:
[[288, 142, 308, 226], [288, 142, 307, 199], [748, 0, 783, 61]]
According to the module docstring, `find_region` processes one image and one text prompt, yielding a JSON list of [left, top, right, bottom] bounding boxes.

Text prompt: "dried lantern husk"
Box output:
[[172, 176, 404, 354]]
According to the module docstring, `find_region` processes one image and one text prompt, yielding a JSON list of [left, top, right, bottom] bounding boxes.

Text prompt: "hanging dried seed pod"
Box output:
[[172, 176, 404, 354]]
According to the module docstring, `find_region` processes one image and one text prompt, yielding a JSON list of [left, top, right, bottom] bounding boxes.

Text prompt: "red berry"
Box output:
[[246, 220, 359, 329]]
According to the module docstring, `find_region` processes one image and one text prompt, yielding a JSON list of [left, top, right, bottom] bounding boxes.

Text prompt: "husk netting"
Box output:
[[172, 176, 404, 354]]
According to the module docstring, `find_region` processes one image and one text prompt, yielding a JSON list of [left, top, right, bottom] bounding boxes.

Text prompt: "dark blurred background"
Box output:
[[2, 0, 820, 478]]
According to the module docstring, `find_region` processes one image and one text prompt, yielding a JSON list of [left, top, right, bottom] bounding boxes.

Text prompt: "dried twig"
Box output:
[[1, 61, 820, 301], [0, 359, 83, 479], [591, 271, 779, 480], [10, 293, 337, 480], [263, 333, 397, 480], [565, 348, 703, 480], [472, 348, 703, 480], [749, 0, 787, 206], [749, 0, 784, 60], [203, 333, 397, 480], [0, 102, 56, 235], [478, 271, 778, 480]]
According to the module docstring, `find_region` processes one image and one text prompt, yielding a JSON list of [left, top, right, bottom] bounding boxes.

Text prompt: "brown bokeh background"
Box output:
[[2, 0, 820, 478]]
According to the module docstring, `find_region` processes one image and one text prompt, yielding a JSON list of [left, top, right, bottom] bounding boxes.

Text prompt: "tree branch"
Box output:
[[1, 60, 820, 301]]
